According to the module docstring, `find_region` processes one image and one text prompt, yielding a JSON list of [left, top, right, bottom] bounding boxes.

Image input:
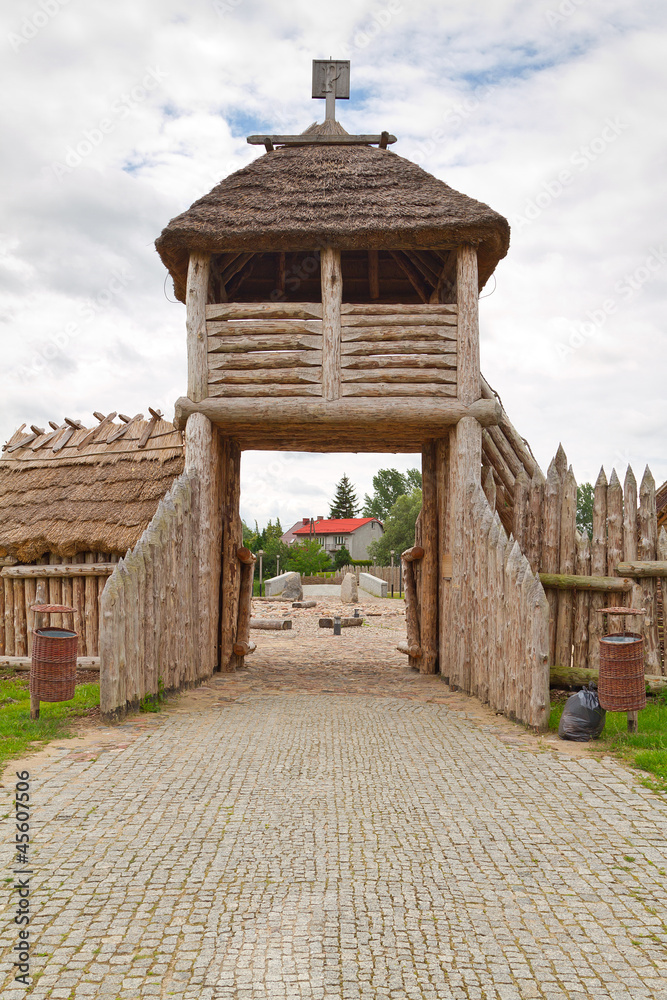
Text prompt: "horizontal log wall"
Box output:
[[206, 302, 324, 398], [0, 554, 120, 657], [444, 484, 550, 729], [99, 471, 202, 717], [340, 303, 457, 398], [515, 447, 665, 676]]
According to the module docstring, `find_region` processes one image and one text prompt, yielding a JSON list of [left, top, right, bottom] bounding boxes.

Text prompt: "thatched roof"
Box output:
[[156, 120, 510, 302], [0, 414, 184, 562]]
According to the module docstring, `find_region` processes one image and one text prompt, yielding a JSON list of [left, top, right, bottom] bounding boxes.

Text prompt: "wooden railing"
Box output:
[[204, 301, 458, 400], [99, 472, 202, 716]]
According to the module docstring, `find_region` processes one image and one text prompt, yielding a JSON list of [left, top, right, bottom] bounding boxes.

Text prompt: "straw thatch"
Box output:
[[156, 120, 510, 303], [0, 416, 184, 562]]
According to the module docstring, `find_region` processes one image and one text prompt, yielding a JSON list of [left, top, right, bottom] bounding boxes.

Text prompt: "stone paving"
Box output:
[[2, 598, 667, 999]]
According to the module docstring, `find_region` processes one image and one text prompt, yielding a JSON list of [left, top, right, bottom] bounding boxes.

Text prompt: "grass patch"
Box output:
[[549, 692, 667, 792], [0, 674, 100, 771]]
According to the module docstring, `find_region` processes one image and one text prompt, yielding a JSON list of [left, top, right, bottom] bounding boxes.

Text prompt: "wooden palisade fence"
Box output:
[[0, 556, 118, 662], [99, 471, 202, 715]]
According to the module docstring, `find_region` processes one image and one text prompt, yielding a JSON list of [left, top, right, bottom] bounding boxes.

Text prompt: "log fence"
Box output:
[[99, 471, 202, 716], [0, 556, 119, 658]]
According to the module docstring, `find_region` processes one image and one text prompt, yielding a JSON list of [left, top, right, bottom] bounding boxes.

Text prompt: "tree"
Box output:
[[286, 539, 332, 575], [329, 474, 359, 518], [362, 467, 422, 520], [367, 488, 422, 566], [577, 483, 594, 539], [333, 545, 351, 570]]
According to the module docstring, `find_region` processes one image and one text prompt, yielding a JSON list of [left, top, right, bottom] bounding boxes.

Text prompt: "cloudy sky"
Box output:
[[2, 0, 666, 529]]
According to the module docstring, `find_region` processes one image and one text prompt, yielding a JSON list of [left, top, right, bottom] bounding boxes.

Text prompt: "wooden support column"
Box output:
[[219, 438, 242, 671], [185, 412, 223, 675], [436, 437, 451, 682], [320, 248, 342, 400], [446, 245, 482, 690], [186, 252, 211, 403], [420, 441, 439, 674]]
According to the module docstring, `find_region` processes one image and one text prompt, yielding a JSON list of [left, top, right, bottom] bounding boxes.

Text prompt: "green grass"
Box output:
[[0, 674, 100, 771], [549, 692, 667, 792]]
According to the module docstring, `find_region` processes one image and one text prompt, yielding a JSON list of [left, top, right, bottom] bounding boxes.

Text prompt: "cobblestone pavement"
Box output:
[[2, 598, 667, 999]]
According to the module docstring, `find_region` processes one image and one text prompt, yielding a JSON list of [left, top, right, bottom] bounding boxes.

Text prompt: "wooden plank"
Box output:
[[1, 657, 100, 670], [573, 532, 591, 670], [341, 328, 457, 346], [208, 334, 323, 353], [137, 408, 162, 449], [341, 315, 457, 328], [77, 412, 117, 450], [247, 133, 398, 145], [341, 355, 456, 370], [542, 459, 563, 667], [615, 560, 667, 577], [208, 367, 323, 385], [321, 248, 342, 401], [588, 467, 608, 672], [52, 421, 83, 453], [206, 302, 323, 321], [482, 430, 515, 495], [341, 369, 457, 384], [340, 383, 457, 397], [526, 467, 545, 573], [220, 251, 253, 285], [555, 467, 577, 667], [512, 468, 530, 552], [0, 576, 4, 656], [342, 341, 457, 357], [540, 573, 631, 592], [1, 563, 115, 578], [13, 579, 27, 657], [638, 467, 661, 673], [207, 320, 323, 337], [84, 552, 99, 658], [106, 413, 143, 443], [341, 303, 457, 316], [186, 251, 211, 402], [456, 246, 480, 405], [208, 384, 324, 398], [208, 351, 323, 371]]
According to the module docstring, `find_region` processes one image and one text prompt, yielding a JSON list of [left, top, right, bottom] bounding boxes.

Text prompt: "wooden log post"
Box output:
[[420, 442, 438, 674], [447, 245, 482, 690], [321, 248, 342, 401], [542, 459, 563, 666], [84, 552, 99, 656], [436, 437, 451, 682], [186, 252, 211, 403], [72, 554, 86, 652], [526, 466, 545, 574], [232, 548, 256, 665], [588, 467, 608, 672], [606, 469, 624, 633], [623, 466, 642, 617], [402, 551, 422, 668], [48, 554, 63, 629], [24, 579, 36, 656], [638, 467, 661, 674], [13, 579, 27, 658], [555, 466, 577, 667], [185, 412, 223, 676], [573, 531, 591, 670], [0, 575, 4, 656], [219, 438, 242, 671], [4, 571, 15, 656], [512, 468, 530, 553]]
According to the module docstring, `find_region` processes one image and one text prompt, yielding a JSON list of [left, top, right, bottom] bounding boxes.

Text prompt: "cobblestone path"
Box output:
[[2, 600, 667, 999]]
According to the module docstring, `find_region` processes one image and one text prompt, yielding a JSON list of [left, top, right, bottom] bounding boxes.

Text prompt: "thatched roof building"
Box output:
[[156, 120, 510, 304], [0, 413, 184, 563]]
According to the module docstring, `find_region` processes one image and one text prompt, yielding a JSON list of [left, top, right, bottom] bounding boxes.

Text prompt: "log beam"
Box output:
[[540, 572, 632, 592], [2, 564, 115, 578], [186, 252, 211, 403], [615, 560, 667, 578]]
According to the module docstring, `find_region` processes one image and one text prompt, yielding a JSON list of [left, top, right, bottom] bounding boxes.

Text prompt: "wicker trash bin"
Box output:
[[596, 606, 646, 731], [29, 604, 78, 720]]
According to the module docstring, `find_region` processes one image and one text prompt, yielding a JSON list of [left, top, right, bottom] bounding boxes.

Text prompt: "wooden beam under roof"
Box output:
[[247, 133, 397, 147], [389, 252, 431, 303]]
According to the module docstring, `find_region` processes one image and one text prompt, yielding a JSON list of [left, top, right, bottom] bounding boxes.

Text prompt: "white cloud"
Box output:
[[1, 0, 666, 526]]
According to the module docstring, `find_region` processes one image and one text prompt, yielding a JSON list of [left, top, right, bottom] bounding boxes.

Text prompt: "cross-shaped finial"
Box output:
[[312, 59, 350, 122]]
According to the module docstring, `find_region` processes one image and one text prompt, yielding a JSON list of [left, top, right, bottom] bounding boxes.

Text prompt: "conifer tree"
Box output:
[[329, 474, 359, 518]]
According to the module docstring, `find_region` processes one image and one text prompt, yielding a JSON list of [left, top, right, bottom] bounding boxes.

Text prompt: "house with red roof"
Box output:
[[289, 516, 383, 561]]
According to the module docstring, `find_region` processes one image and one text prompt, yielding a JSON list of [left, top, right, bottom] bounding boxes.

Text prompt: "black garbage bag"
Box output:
[[558, 685, 606, 742]]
